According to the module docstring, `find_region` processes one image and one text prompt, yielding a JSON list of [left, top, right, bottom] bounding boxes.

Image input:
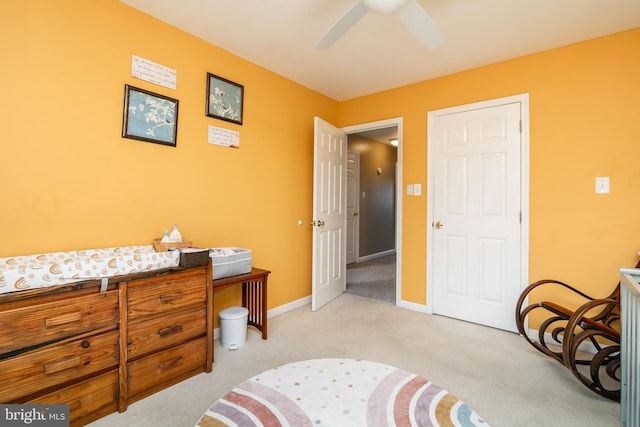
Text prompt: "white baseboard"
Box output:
[[398, 299, 428, 313], [214, 295, 312, 340], [524, 328, 600, 355], [267, 295, 311, 318], [356, 249, 395, 263]]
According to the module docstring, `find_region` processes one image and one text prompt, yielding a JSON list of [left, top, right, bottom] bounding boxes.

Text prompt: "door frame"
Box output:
[[425, 94, 530, 315], [346, 149, 360, 264], [343, 117, 403, 306]]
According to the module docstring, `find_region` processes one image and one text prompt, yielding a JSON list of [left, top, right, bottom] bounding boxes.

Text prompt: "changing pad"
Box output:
[[0, 245, 179, 295]]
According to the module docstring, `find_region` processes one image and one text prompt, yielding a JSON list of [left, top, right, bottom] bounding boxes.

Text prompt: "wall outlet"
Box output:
[[407, 184, 413, 196]]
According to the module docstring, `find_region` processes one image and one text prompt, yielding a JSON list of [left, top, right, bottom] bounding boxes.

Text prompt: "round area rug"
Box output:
[[195, 358, 489, 427]]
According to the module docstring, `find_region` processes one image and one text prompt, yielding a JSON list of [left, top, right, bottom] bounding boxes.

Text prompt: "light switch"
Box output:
[[595, 177, 610, 194], [413, 183, 422, 196], [407, 185, 413, 196]]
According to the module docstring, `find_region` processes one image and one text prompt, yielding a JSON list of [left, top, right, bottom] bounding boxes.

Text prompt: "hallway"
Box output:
[[346, 253, 396, 304]]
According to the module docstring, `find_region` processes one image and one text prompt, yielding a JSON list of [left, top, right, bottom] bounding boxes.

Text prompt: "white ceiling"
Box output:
[[119, 0, 640, 101]]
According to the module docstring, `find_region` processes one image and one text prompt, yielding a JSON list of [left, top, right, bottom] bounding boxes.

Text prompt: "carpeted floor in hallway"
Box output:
[[346, 253, 396, 304]]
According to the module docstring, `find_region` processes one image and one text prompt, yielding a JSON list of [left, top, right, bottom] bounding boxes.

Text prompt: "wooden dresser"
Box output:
[[0, 261, 213, 426]]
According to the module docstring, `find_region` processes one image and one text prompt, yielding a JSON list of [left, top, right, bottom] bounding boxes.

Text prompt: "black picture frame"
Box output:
[[122, 84, 179, 147], [206, 73, 244, 125]]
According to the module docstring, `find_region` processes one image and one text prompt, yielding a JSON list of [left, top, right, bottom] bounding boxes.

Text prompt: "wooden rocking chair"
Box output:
[[515, 258, 640, 401]]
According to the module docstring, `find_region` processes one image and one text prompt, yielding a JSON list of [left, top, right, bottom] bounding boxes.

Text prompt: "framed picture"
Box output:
[[122, 85, 179, 147], [206, 73, 244, 125]]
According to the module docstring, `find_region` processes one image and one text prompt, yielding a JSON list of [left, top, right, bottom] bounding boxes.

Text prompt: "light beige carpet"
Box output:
[[89, 293, 621, 427]]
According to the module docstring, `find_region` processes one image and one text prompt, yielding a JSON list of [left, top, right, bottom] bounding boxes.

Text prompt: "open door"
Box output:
[[312, 117, 347, 311]]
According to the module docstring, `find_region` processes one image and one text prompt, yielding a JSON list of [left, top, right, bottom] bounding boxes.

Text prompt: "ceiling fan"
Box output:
[[315, 0, 444, 49]]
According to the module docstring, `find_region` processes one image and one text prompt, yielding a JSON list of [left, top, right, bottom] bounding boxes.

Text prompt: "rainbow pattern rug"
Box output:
[[195, 358, 489, 427]]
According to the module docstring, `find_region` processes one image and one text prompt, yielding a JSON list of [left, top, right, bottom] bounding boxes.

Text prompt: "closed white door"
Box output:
[[346, 150, 359, 264], [312, 117, 347, 311], [430, 99, 524, 332]]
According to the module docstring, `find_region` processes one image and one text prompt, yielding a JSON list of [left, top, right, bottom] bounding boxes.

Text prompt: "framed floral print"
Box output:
[[122, 85, 179, 147], [206, 73, 244, 125]]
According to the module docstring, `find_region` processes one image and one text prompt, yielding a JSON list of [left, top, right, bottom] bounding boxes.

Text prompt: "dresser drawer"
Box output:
[[0, 330, 119, 402], [127, 271, 206, 321], [0, 290, 119, 355], [127, 307, 206, 359], [29, 370, 118, 426], [127, 336, 206, 399]]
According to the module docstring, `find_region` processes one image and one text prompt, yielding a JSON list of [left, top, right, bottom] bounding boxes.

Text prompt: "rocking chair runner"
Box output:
[[515, 258, 640, 401]]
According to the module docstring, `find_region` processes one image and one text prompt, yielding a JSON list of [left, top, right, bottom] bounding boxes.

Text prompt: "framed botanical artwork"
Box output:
[[122, 84, 179, 147], [206, 73, 244, 125]]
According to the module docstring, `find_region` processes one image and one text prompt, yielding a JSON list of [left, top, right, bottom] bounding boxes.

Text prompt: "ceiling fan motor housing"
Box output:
[[362, 0, 409, 14]]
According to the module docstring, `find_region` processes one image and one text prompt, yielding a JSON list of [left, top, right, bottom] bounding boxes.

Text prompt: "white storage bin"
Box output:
[[210, 248, 252, 279], [219, 306, 249, 350]]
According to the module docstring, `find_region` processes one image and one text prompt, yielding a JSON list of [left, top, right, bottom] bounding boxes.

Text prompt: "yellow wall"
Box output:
[[0, 0, 337, 321], [2, 1, 639, 322], [340, 28, 640, 306]]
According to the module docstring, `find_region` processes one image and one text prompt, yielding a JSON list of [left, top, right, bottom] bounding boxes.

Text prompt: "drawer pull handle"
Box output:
[[45, 311, 82, 328], [159, 356, 183, 371], [44, 356, 82, 375], [158, 324, 183, 338], [159, 292, 183, 304]]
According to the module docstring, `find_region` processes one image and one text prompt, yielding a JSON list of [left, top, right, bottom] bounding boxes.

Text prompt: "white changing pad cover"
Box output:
[[0, 245, 179, 295]]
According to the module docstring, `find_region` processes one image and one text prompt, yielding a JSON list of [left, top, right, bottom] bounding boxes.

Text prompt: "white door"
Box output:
[[430, 99, 524, 332], [312, 117, 347, 311], [346, 150, 359, 264]]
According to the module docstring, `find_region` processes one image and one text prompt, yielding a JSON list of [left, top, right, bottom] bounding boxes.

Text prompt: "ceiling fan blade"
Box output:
[[315, 1, 368, 49], [397, 0, 444, 49]]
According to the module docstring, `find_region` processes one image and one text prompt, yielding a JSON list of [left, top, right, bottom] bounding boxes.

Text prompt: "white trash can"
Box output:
[[219, 306, 249, 350]]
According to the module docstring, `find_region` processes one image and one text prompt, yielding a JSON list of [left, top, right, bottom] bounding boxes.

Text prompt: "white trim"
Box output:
[[347, 149, 361, 264], [397, 299, 428, 313], [214, 295, 311, 340], [524, 328, 600, 355], [267, 295, 312, 318], [426, 93, 530, 317], [357, 249, 395, 263], [342, 117, 403, 307]]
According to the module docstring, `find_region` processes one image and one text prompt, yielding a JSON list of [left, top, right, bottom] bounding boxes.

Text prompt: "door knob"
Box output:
[[310, 220, 325, 227], [434, 221, 444, 229], [354, 212, 359, 216], [318, 220, 325, 226]]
